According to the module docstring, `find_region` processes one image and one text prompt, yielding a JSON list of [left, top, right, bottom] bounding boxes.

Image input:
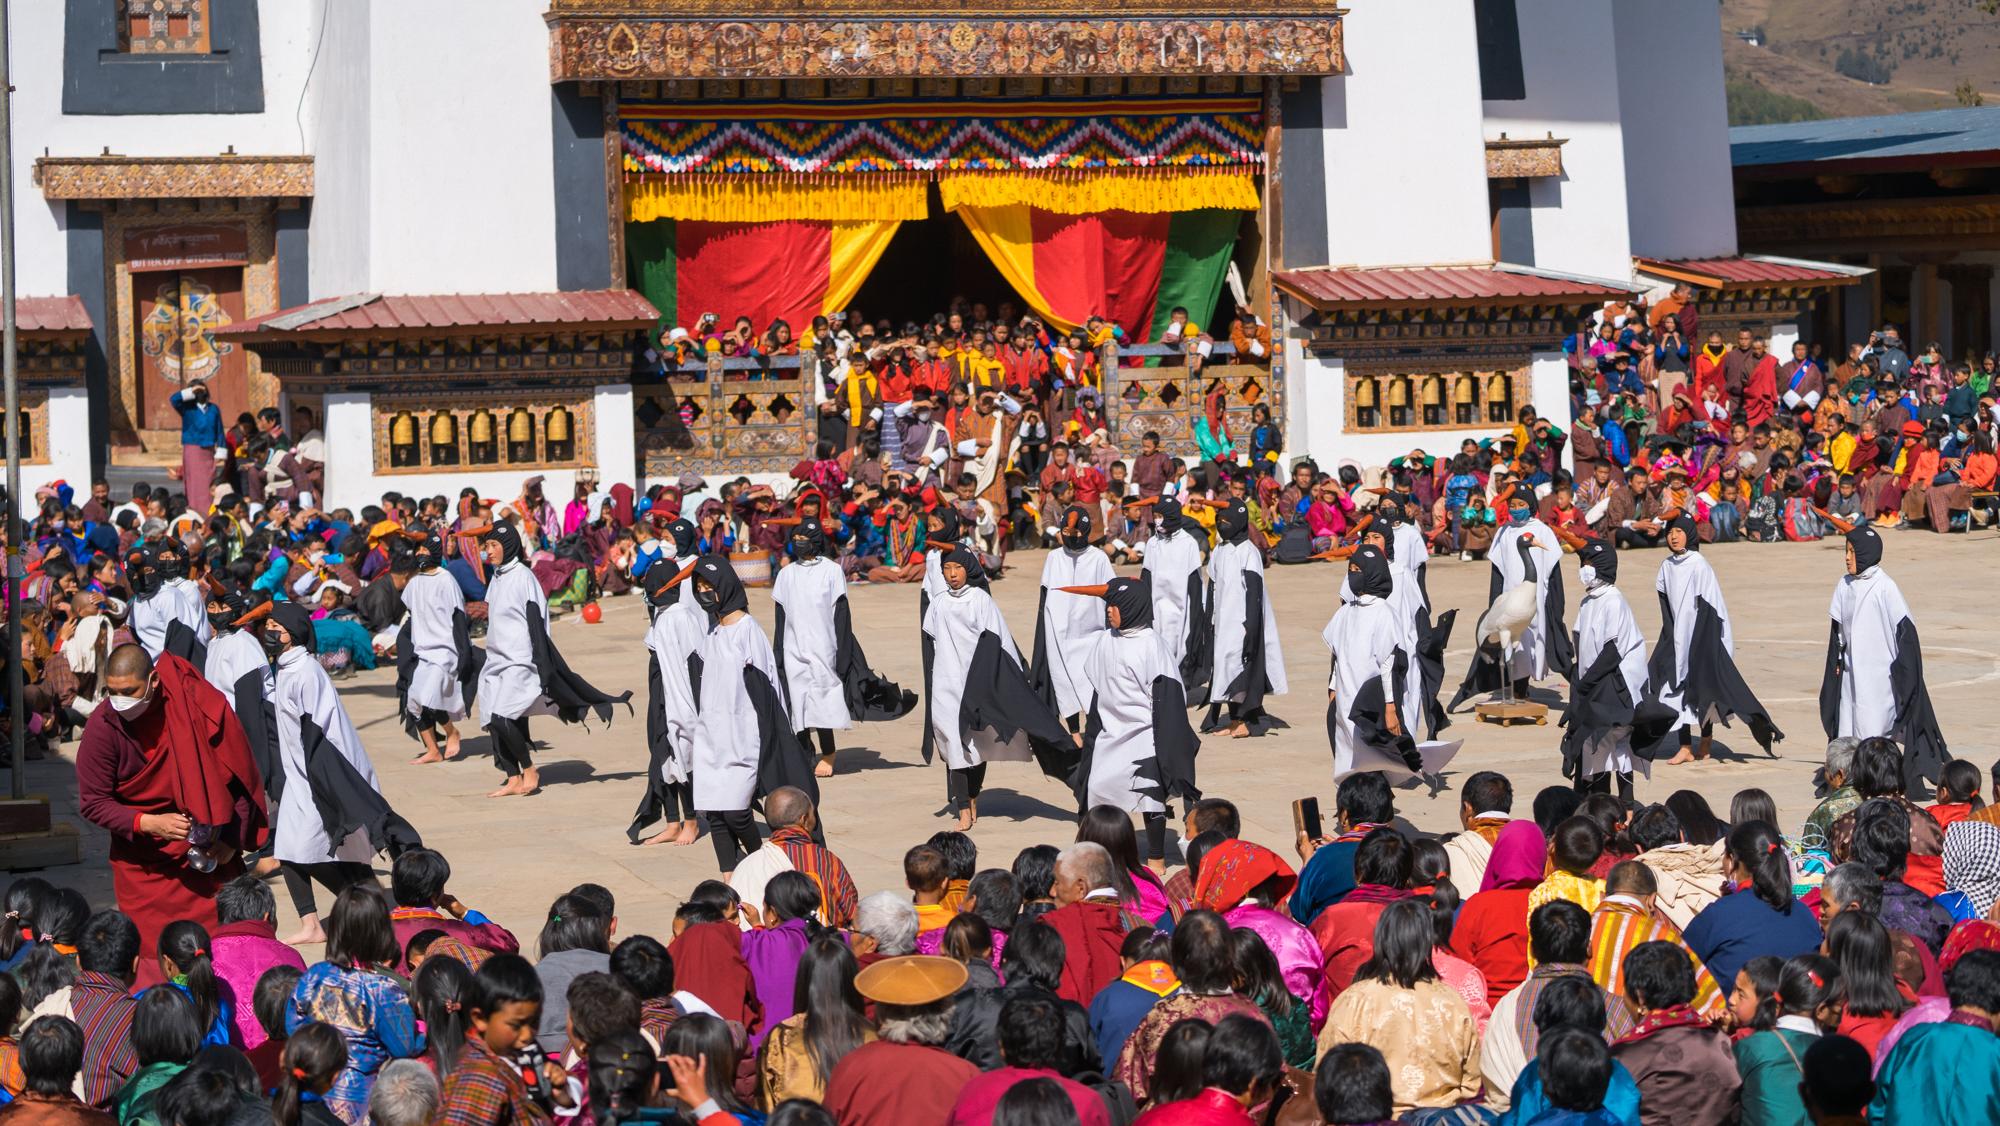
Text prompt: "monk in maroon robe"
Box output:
[[75, 644, 267, 984]]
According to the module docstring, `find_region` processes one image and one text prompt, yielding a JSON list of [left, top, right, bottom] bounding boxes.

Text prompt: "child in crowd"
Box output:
[[435, 954, 570, 1126]]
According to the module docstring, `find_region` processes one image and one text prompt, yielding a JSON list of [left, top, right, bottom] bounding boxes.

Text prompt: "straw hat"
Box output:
[[853, 955, 967, 1006]]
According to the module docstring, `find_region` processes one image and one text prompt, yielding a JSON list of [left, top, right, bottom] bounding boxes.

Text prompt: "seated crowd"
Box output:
[[3, 734, 1999, 1125]]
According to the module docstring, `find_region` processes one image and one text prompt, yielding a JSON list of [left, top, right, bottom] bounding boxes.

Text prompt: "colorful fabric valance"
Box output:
[[938, 168, 1259, 216], [621, 96, 1264, 176], [626, 176, 928, 224]]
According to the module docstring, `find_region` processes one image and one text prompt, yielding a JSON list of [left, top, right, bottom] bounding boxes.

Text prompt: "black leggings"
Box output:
[[1143, 812, 1167, 862], [799, 729, 836, 759], [656, 780, 694, 823], [489, 715, 534, 776], [707, 809, 760, 872], [948, 764, 988, 809], [281, 860, 375, 918], [1575, 770, 1636, 803]]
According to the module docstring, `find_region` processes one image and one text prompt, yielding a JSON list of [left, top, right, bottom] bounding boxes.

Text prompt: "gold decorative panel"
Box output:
[[34, 156, 315, 201], [122, 0, 211, 53], [1485, 137, 1565, 179], [547, 8, 1347, 81], [373, 391, 597, 475]]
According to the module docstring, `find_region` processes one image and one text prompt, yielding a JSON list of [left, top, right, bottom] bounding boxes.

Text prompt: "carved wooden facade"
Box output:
[[545, 0, 1348, 82]]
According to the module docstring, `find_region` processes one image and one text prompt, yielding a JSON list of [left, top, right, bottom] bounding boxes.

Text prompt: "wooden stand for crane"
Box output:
[[1474, 699, 1548, 726]]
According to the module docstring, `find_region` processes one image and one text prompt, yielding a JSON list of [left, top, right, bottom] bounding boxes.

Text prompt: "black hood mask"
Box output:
[[1846, 524, 1883, 572], [1104, 575, 1153, 631], [691, 553, 749, 620], [1349, 545, 1394, 599]]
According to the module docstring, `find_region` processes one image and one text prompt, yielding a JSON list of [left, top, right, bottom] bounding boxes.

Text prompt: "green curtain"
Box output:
[[625, 219, 678, 329], [1148, 209, 1243, 345]]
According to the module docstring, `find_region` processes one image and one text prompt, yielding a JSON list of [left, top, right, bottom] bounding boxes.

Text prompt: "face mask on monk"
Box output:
[[107, 693, 151, 719]]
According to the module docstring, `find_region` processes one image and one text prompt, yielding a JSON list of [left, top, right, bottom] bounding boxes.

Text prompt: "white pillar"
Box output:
[[1529, 350, 1572, 475], [1288, 351, 1344, 469], [321, 391, 374, 512], [1768, 323, 1800, 359], [592, 383, 638, 487]]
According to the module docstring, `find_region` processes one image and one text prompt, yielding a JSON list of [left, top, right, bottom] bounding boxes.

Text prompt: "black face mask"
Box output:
[[790, 536, 818, 560], [209, 611, 236, 633], [260, 629, 286, 659], [693, 586, 721, 611], [1062, 533, 1087, 552], [155, 557, 186, 581]]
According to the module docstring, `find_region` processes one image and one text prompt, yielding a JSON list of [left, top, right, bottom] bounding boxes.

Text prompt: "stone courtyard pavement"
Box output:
[[21, 533, 2000, 949]]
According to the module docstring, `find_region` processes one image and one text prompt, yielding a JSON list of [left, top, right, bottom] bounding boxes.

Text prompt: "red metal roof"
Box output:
[[218, 290, 660, 336], [1273, 265, 1632, 309], [15, 296, 93, 334], [1633, 256, 1863, 289]]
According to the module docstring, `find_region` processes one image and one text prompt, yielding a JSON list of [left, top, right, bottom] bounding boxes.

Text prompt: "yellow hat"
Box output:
[[853, 955, 967, 1006]]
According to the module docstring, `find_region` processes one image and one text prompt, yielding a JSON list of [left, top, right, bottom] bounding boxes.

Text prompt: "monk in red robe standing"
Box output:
[[1743, 334, 1780, 428], [76, 644, 268, 984]]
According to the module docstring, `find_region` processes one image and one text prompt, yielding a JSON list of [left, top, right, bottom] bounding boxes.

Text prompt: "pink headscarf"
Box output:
[[1478, 820, 1549, 894]]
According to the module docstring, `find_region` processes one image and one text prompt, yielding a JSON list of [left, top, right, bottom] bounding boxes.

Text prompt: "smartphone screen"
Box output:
[[1292, 797, 1323, 842]]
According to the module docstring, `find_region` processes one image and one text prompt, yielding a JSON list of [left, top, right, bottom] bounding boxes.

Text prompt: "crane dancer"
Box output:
[[771, 517, 916, 777], [1030, 506, 1116, 731], [1138, 496, 1209, 692], [923, 547, 1077, 831], [1560, 536, 1649, 799], [1816, 512, 1946, 790], [1203, 499, 1287, 737], [1322, 546, 1460, 783], [1638, 513, 1780, 763], [1066, 577, 1202, 868]]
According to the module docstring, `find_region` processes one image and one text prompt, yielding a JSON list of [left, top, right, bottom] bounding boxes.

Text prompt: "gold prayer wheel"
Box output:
[[390, 411, 417, 445], [1353, 377, 1379, 408], [507, 407, 535, 444], [1388, 378, 1410, 408], [545, 406, 573, 444], [1487, 373, 1512, 405], [1453, 374, 1477, 405], [469, 409, 496, 444], [1422, 377, 1443, 406], [429, 411, 458, 445]]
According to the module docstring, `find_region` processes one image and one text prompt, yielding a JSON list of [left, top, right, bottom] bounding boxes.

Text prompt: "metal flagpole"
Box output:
[[1, 0, 23, 799]]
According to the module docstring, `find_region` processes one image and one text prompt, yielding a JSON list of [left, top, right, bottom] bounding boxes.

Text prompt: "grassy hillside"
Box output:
[[1721, 0, 1997, 123]]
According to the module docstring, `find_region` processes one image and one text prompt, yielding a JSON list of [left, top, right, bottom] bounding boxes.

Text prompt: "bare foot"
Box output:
[[416, 730, 442, 763], [956, 807, 976, 832], [814, 753, 835, 778], [282, 916, 327, 946], [518, 767, 541, 796], [639, 821, 683, 845], [1666, 746, 1695, 766], [671, 822, 701, 846], [1228, 723, 1251, 739], [442, 726, 463, 761], [413, 747, 443, 764], [1696, 736, 1714, 760], [488, 776, 527, 798]]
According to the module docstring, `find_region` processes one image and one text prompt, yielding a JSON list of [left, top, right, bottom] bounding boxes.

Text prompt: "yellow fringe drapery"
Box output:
[[939, 168, 1260, 216], [625, 176, 930, 224]]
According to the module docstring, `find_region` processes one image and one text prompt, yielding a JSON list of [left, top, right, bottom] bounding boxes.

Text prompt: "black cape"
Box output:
[[1560, 638, 1642, 777], [524, 601, 632, 725], [163, 618, 208, 673], [1636, 595, 1782, 755], [959, 630, 1081, 787], [301, 714, 422, 857], [1202, 568, 1279, 733], [232, 665, 281, 808], [1331, 651, 1424, 773], [1178, 568, 1213, 701], [1074, 675, 1203, 810], [774, 596, 918, 725], [628, 651, 681, 842], [1416, 607, 1457, 740], [1820, 617, 1947, 791]]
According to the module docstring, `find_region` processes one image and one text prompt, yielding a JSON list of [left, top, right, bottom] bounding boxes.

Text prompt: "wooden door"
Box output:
[[134, 268, 247, 430]]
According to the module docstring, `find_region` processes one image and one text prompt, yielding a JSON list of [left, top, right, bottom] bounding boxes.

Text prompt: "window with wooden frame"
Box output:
[[119, 0, 212, 54], [374, 392, 594, 474]]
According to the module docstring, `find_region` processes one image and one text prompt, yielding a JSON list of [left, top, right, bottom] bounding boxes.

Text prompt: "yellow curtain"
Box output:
[[939, 169, 1260, 215], [949, 203, 1074, 333], [626, 176, 929, 224], [825, 221, 901, 316]]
